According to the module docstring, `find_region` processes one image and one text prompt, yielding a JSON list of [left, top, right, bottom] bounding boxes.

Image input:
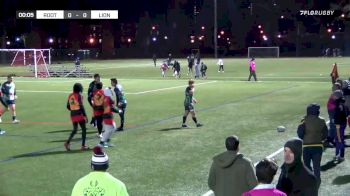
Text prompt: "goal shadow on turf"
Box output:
[[46, 129, 72, 133], [157, 127, 184, 131], [6, 149, 90, 161]]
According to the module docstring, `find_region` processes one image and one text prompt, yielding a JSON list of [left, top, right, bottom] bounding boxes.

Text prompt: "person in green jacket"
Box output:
[[71, 146, 129, 196], [208, 135, 257, 196]]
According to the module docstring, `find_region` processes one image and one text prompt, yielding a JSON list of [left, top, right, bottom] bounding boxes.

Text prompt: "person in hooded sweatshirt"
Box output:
[[208, 135, 257, 196], [297, 103, 328, 188], [277, 138, 318, 196]]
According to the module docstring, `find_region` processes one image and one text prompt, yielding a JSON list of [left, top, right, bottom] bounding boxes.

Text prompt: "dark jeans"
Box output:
[[335, 124, 346, 158], [219, 65, 224, 71], [328, 110, 336, 144], [118, 107, 126, 129], [68, 120, 87, 146], [248, 70, 257, 81], [303, 147, 323, 180], [95, 115, 103, 134]]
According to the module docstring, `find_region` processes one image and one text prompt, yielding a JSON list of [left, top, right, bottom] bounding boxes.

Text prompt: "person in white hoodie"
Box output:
[[217, 58, 224, 72]]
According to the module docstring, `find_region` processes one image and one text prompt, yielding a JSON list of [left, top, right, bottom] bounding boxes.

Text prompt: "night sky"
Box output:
[[0, 0, 349, 57]]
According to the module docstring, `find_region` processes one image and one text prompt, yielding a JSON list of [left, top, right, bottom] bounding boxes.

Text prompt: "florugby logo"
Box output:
[[299, 10, 335, 16]]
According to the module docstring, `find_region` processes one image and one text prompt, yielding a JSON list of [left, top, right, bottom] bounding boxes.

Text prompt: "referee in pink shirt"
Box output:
[[248, 57, 258, 81]]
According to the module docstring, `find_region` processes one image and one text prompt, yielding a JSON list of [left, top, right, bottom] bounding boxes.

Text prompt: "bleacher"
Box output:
[[28, 64, 93, 78]]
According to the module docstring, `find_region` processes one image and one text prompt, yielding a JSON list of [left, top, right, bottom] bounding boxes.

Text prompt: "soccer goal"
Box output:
[[0, 49, 51, 78], [248, 47, 279, 58]]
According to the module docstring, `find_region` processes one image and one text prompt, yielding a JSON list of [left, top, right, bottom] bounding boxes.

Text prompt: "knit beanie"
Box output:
[[306, 103, 320, 116], [91, 146, 109, 171], [284, 138, 303, 163]]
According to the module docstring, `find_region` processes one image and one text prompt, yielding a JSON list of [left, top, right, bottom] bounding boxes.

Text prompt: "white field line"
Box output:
[[17, 90, 71, 93], [202, 147, 284, 196], [16, 81, 217, 95], [126, 81, 217, 95], [89, 63, 154, 70]]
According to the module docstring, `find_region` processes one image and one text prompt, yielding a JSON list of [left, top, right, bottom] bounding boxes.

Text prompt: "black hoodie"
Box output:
[[277, 138, 318, 196]]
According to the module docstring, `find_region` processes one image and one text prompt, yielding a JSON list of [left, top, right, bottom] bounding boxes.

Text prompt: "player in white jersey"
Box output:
[[0, 75, 19, 123]]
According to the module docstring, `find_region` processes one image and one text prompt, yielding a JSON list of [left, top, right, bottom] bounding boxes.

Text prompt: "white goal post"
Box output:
[[248, 47, 280, 58], [0, 49, 51, 78]]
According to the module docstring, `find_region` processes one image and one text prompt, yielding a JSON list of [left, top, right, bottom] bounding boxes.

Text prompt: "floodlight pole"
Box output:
[[214, 0, 218, 59]]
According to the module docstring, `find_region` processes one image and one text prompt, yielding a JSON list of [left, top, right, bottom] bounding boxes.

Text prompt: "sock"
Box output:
[[12, 116, 16, 121], [192, 117, 197, 124], [182, 116, 187, 124]]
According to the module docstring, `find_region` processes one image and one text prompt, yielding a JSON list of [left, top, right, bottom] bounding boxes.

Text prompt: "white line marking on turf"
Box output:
[[16, 81, 217, 94], [90, 63, 154, 70], [17, 90, 71, 93], [127, 81, 217, 95], [202, 147, 284, 196]]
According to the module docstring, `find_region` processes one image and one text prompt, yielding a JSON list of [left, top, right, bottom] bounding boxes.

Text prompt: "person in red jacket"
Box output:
[[64, 83, 89, 151], [98, 88, 121, 148]]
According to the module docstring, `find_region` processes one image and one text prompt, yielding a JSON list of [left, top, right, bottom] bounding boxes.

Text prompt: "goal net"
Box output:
[[248, 47, 279, 58], [0, 49, 51, 78]]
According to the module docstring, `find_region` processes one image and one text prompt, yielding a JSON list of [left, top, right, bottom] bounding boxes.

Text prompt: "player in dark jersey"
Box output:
[[87, 74, 100, 126], [111, 78, 127, 131], [182, 80, 203, 128]]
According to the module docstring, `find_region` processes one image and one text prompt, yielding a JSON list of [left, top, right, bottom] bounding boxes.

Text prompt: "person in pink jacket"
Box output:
[[248, 57, 257, 81], [242, 158, 286, 196]]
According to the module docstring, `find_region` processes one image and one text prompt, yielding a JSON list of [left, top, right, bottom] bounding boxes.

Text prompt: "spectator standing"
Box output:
[[71, 146, 129, 196], [276, 138, 318, 196], [208, 135, 257, 196]]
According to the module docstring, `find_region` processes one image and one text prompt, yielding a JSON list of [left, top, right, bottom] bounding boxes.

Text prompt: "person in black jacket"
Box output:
[[334, 96, 347, 162], [297, 103, 327, 189], [277, 138, 318, 196]]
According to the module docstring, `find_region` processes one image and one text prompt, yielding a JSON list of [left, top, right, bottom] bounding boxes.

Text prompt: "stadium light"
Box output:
[[164, 36, 168, 40], [277, 34, 282, 38], [6, 41, 10, 45], [15, 37, 21, 42], [201, 26, 205, 30], [89, 38, 95, 44], [152, 26, 156, 30], [218, 35, 221, 38], [48, 38, 54, 43], [220, 30, 224, 35], [331, 35, 336, 39], [127, 38, 131, 43], [341, 14, 345, 18], [152, 37, 157, 42], [190, 39, 195, 43], [262, 35, 268, 41], [258, 25, 262, 29], [226, 38, 230, 41], [280, 15, 284, 19], [260, 30, 264, 34], [327, 28, 332, 33]]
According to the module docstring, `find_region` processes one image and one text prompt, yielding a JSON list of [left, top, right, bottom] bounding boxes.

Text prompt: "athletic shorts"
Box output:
[[184, 104, 194, 111], [6, 100, 15, 105]]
